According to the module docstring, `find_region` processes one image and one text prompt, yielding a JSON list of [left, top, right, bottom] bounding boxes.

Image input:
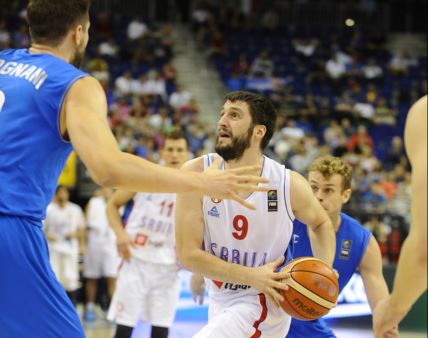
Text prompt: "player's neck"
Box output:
[[29, 43, 71, 64], [330, 213, 342, 232], [224, 148, 264, 171]]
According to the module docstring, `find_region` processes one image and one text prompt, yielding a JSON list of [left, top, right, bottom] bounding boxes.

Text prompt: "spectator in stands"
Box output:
[[0, 14, 10, 49], [388, 51, 419, 75], [293, 38, 319, 60], [233, 53, 250, 76], [373, 97, 397, 126], [353, 98, 375, 123], [261, 9, 279, 31], [249, 51, 274, 78], [169, 84, 192, 110], [98, 37, 119, 58], [288, 139, 314, 174], [12, 23, 30, 48], [362, 58, 384, 82], [115, 71, 134, 97], [127, 16, 148, 41], [323, 120, 345, 151], [348, 125, 374, 152], [384, 136, 405, 170], [325, 52, 347, 80]]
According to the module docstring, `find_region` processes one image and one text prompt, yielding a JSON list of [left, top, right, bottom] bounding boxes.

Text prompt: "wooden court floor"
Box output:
[[83, 319, 427, 338]]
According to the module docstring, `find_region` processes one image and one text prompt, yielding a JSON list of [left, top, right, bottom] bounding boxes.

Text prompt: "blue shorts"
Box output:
[[0, 215, 85, 338], [287, 318, 336, 338]]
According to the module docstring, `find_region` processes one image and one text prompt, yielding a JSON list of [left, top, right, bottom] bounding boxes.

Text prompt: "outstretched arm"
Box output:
[[373, 95, 427, 337], [290, 171, 336, 266], [106, 190, 136, 260], [64, 77, 267, 208], [360, 236, 390, 311], [175, 158, 289, 306]]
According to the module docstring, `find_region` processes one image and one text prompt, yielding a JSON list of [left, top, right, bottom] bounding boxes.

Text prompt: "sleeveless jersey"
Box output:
[[287, 212, 372, 338], [202, 154, 294, 300], [0, 49, 88, 220], [124, 192, 176, 265]]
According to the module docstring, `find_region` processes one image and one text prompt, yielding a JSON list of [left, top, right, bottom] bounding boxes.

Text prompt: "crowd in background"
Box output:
[[1, 3, 426, 271]]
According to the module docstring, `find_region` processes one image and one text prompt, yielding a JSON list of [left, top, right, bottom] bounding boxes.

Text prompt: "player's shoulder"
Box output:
[[340, 212, 370, 235], [181, 153, 220, 172]]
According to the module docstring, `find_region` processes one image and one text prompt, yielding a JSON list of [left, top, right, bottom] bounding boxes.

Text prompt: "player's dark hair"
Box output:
[[224, 90, 277, 150], [27, 0, 91, 46]]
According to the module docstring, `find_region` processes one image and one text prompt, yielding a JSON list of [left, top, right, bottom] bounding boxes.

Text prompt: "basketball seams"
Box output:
[[291, 269, 339, 288], [287, 278, 336, 309]]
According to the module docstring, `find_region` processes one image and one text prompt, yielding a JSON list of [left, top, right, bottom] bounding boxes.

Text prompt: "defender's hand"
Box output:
[[202, 157, 270, 210]]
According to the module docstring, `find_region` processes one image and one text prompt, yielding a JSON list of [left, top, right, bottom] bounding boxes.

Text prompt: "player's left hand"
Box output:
[[190, 273, 205, 305], [373, 298, 407, 338]]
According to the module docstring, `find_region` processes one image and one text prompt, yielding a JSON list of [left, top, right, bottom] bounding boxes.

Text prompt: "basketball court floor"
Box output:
[[83, 315, 427, 338]]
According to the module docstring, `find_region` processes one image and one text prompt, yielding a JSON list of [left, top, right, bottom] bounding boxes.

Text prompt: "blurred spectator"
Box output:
[[249, 51, 274, 78], [353, 99, 375, 122], [169, 84, 192, 110], [364, 214, 390, 263], [362, 58, 383, 81], [12, 23, 30, 48], [261, 9, 279, 31], [384, 136, 405, 170], [373, 97, 397, 126], [0, 15, 10, 49], [347, 125, 374, 152], [388, 51, 418, 75], [114, 71, 133, 96], [127, 16, 148, 41], [98, 37, 119, 58], [293, 38, 318, 58], [288, 139, 314, 174], [234, 53, 250, 76]]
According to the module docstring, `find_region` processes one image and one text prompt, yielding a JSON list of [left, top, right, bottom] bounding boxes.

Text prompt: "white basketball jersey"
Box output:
[[125, 192, 176, 265], [44, 201, 84, 254], [202, 154, 295, 300]]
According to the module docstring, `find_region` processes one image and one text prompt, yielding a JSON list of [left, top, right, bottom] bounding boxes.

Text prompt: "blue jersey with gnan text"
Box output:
[[287, 212, 371, 338], [0, 49, 88, 220]]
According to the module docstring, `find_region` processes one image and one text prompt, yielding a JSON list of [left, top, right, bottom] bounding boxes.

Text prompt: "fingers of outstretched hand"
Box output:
[[265, 286, 285, 307], [229, 191, 256, 210]]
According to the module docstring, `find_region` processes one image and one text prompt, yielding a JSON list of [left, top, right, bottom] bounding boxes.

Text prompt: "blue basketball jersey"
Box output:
[[0, 49, 88, 220], [287, 212, 372, 338]]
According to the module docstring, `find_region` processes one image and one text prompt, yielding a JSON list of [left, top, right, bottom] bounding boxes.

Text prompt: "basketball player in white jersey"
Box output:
[[106, 130, 190, 338], [44, 185, 85, 305], [175, 91, 337, 338], [373, 95, 427, 338], [83, 187, 119, 321]]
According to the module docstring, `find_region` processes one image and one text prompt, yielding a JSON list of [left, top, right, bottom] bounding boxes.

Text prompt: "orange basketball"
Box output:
[[278, 257, 338, 321]]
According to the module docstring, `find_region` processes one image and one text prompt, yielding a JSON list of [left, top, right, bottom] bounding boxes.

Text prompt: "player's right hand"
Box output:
[[116, 233, 134, 260], [250, 256, 290, 308], [190, 273, 205, 305], [202, 157, 270, 210]]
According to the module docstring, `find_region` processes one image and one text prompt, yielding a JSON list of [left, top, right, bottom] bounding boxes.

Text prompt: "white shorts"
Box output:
[[194, 292, 291, 338], [49, 249, 80, 291], [107, 258, 180, 328], [83, 238, 120, 279]]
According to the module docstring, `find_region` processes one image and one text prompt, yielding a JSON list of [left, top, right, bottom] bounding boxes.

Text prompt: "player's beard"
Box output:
[[215, 125, 254, 161], [71, 46, 85, 68]]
